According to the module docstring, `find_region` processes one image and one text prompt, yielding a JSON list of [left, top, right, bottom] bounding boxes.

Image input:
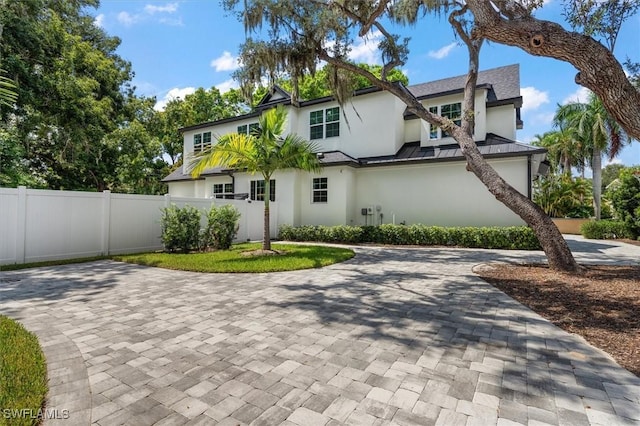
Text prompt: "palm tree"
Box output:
[[190, 105, 322, 251], [554, 93, 629, 220], [531, 130, 581, 176]]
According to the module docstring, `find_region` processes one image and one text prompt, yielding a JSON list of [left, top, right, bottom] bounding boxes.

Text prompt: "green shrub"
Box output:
[[160, 204, 201, 252], [278, 224, 541, 250], [608, 168, 640, 238], [202, 204, 241, 250], [580, 220, 632, 240]]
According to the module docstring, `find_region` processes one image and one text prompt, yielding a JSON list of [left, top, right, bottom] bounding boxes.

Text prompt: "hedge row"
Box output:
[[278, 224, 542, 250], [580, 220, 633, 240]]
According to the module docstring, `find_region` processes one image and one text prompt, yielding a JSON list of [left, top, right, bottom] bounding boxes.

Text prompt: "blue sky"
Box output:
[[94, 0, 640, 167]]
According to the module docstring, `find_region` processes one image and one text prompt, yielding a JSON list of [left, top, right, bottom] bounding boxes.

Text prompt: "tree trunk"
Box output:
[[263, 176, 271, 251], [320, 52, 579, 272], [592, 150, 602, 220], [466, 0, 640, 143]]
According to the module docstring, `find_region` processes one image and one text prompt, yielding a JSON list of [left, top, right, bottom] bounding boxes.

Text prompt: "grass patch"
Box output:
[[113, 243, 355, 273], [0, 256, 109, 272], [0, 316, 48, 426]]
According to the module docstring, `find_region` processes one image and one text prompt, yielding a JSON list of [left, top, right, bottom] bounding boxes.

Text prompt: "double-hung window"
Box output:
[[312, 177, 328, 203], [428, 102, 461, 139], [250, 179, 276, 202], [310, 107, 340, 139], [212, 183, 233, 199], [193, 131, 212, 152]]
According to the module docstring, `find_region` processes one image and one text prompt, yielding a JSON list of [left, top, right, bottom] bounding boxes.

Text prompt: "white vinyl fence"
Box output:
[[0, 187, 278, 266]]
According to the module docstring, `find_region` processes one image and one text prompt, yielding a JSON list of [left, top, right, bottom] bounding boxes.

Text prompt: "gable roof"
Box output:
[[407, 64, 520, 102], [255, 85, 292, 108], [179, 64, 521, 133]]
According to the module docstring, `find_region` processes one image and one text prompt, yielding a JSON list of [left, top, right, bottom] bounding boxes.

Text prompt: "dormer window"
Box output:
[[428, 102, 462, 140]]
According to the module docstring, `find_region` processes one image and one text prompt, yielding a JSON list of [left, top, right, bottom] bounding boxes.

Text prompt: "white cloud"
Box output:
[[529, 111, 555, 127], [562, 87, 592, 104], [428, 42, 458, 60], [211, 52, 241, 72], [348, 30, 383, 64], [94, 14, 105, 28], [216, 79, 239, 93], [521, 86, 549, 112], [154, 87, 196, 111], [605, 157, 623, 166], [117, 11, 139, 27], [144, 2, 178, 14]]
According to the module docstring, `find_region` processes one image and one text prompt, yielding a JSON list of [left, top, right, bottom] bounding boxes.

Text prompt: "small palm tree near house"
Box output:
[[190, 106, 322, 251]]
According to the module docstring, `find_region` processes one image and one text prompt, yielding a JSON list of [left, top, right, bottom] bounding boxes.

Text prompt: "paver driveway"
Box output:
[[1, 236, 639, 426]]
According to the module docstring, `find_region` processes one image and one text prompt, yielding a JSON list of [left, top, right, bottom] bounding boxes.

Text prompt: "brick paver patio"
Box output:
[[1, 236, 639, 425]]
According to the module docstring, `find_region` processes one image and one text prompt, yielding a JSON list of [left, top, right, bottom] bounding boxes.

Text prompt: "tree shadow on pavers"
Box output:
[[343, 246, 546, 268], [565, 239, 618, 254], [0, 260, 134, 310], [271, 249, 640, 394]]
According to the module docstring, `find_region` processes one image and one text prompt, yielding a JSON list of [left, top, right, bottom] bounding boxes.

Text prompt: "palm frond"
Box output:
[[0, 70, 18, 107]]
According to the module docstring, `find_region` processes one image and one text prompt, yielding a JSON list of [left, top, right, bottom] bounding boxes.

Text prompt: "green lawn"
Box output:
[[113, 242, 355, 273], [0, 316, 48, 426]]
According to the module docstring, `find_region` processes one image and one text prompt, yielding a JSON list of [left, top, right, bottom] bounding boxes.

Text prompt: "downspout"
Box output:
[[527, 155, 532, 200], [228, 172, 235, 198]]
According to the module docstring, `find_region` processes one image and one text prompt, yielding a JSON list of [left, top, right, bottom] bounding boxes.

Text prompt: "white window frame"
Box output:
[[428, 102, 462, 140], [193, 131, 212, 152], [312, 177, 328, 203], [310, 107, 340, 140], [212, 183, 234, 199]]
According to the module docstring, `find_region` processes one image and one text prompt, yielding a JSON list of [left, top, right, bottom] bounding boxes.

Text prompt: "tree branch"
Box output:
[[467, 0, 640, 141]]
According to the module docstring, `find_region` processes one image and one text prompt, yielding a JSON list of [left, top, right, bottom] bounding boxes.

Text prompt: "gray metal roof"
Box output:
[[361, 134, 545, 166], [407, 64, 520, 101]]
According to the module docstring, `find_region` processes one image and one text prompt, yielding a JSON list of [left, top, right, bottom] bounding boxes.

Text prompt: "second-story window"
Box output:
[[193, 131, 212, 152], [310, 107, 340, 140], [428, 103, 461, 139]]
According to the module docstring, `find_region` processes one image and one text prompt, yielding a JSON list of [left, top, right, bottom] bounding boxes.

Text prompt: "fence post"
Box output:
[[102, 190, 111, 256], [164, 193, 171, 209], [15, 186, 27, 264]]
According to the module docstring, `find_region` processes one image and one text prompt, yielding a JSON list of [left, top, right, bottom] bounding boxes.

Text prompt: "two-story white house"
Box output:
[[162, 64, 547, 229]]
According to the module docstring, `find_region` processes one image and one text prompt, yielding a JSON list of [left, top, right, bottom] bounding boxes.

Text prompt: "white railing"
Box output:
[[0, 187, 277, 266]]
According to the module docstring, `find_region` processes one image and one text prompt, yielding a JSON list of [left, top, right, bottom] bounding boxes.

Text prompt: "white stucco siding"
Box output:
[[297, 167, 355, 226], [168, 181, 198, 197], [353, 157, 528, 227], [293, 91, 403, 158], [486, 105, 517, 140], [404, 119, 420, 143]]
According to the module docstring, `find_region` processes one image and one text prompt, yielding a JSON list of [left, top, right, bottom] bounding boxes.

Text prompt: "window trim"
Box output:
[[312, 177, 328, 203], [250, 179, 276, 202], [193, 132, 212, 152], [212, 183, 234, 199], [427, 102, 462, 140], [237, 122, 259, 135], [310, 107, 340, 140]]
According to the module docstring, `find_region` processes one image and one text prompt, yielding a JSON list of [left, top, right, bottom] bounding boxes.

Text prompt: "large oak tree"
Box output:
[[222, 0, 638, 272]]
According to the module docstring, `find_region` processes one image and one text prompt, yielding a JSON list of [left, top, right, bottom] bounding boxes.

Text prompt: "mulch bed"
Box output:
[[476, 263, 640, 377]]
